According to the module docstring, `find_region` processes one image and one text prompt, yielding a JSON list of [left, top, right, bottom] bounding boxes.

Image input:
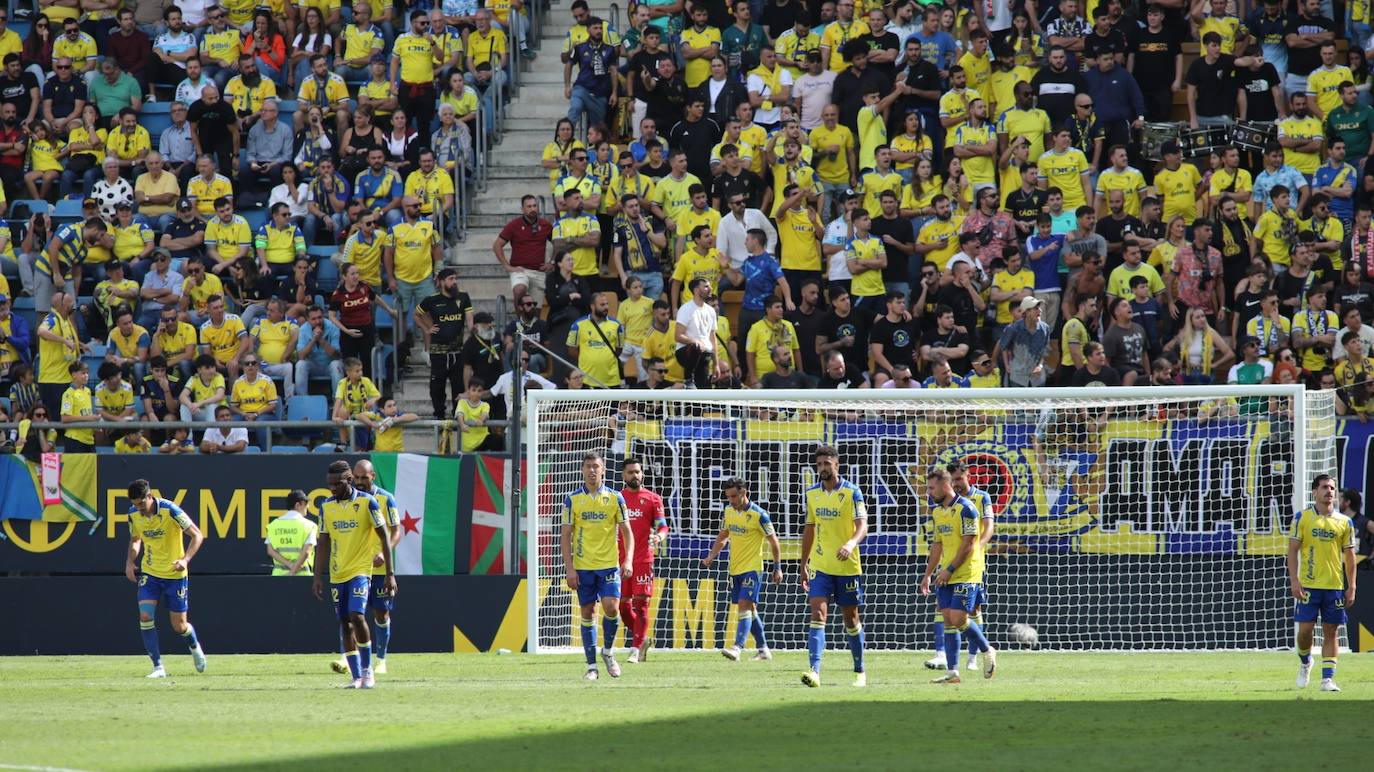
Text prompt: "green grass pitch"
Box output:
[[1, 652, 1368, 771]]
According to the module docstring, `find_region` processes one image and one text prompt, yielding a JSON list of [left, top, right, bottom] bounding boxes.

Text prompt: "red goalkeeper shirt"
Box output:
[[618, 487, 667, 567]]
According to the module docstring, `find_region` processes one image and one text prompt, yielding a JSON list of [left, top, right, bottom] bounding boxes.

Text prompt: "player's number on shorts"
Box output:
[[138, 575, 147, 587], [331, 588, 340, 603]]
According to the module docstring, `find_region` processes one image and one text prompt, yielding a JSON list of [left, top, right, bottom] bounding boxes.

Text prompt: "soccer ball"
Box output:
[[1009, 623, 1039, 647]]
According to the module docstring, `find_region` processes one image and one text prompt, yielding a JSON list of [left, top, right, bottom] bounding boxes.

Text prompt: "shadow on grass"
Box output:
[[196, 698, 1364, 771]]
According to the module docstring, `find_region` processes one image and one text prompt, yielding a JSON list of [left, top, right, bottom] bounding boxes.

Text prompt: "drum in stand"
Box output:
[[1181, 126, 1229, 158], [1141, 122, 1183, 162], [1231, 120, 1277, 154]]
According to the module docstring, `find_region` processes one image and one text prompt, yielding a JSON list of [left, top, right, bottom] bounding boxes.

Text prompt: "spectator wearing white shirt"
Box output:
[[824, 191, 859, 296], [268, 161, 310, 224], [716, 199, 778, 271], [1333, 306, 1374, 361], [674, 277, 725, 388], [490, 354, 558, 423], [200, 404, 249, 453]]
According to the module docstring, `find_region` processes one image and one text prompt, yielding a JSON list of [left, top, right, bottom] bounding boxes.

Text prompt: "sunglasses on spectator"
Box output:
[[244, 360, 260, 367], [520, 301, 537, 308], [55, 64, 70, 70]]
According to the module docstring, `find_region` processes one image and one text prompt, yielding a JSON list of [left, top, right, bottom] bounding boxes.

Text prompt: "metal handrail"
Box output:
[[609, 3, 620, 42], [506, 16, 520, 98], [475, 103, 488, 192], [5, 418, 512, 453]]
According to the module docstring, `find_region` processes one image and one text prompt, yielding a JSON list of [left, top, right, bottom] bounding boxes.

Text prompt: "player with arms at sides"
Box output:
[[925, 460, 996, 671], [561, 451, 635, 681], [702, 477, 784, 662], [312, 459, 396, 689], [618, 457, 667, 664], [330, 459, 403, 676], [1287, 474, 1357, 692], [799, 445, 869, 688], [125, 479, 207, 678], [921, 466, 997, 683]]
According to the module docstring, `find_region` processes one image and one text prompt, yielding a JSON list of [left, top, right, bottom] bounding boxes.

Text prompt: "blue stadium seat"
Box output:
[[276, 100, 298, 114], [54, 199, 84, 218], [307, 245, 336, 260], [285, 394, 329, 440], [139, 111, 173, 141], [10, 21, 29, 40], [95, 446, 115, 454], [12, 295, 33, 313], [272, 445, 308, 453], [141, 101, 172, 114], [315, 257, 338, 292], [12, 199, 49, 217], [312, 443, 342, 453], [240, 207, 268, 233], [375, 298, 394, 332], [243, 445, 262, 453]]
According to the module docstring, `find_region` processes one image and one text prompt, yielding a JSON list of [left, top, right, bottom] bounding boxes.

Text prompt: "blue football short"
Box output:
[[1293, 587, 1347, 625], [936, 582, 980, 613], [137, 575, 189, 613], [368, 574, 395, 613], [730, 571, 761, 604], [331, 576, 371, 622], [973, 584, 988, 610], [808, 570, 864, 606], [576, 567, 621, 606]]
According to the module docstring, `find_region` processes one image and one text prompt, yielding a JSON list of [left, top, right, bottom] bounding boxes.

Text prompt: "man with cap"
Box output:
[[160, 198, 208, 271], [138, 247, 185, 330], [265, 490, 318, 577], [461, 311, 505, 410], [998, 296, 1052, 387], [414, 267, 473, 418]]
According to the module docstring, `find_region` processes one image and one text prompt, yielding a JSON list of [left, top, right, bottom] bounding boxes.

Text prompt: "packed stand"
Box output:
[[484, 0, 1374, 425], [0, 0, 521, 453]]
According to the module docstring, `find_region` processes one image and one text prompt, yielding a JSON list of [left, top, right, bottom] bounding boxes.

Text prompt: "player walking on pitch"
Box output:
[[125, 479, 208, 678], [702, 478, 784, 662], [1288, 474, 1357, 692], [313, 460, 396, 689], [619, 457, 667, 664], [358, 459, 403, 674], [799, 446, 869, 688], [561, 451, 635, 680], [925, 461, 996, 671], [952, 461, 996, 670], [922, 466, 997, 684]]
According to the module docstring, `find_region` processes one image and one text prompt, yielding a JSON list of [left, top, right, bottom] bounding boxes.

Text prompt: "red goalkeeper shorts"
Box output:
[[625, 566, 656, 597]]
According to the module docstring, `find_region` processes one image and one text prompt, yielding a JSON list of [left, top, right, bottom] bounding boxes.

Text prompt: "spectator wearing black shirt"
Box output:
[[1005, 165, 1047, 239], [869, 189, 915, 298], [1282, 0, 1335, 96], [504, 295, 551, 373], [0, 54, 39, 126], [786, 278, 826, 375], [855, 9, 901, 85], [186, 85, 239, 181], [918, 304, 971, 376], [1237, 51, 1283, 123], [1070, 341, 1123, 385], [711, 144, 765, 210], [1031, 46, 1088, 128], [1230, 262, 1270, 341], [1130, 5, 1182, 122], [693, 58, 748, 128], [640, 57, 689, 139], [1096, 188, 1144, 269], [160, 198, 207, 265], [415, 268, 474, 419], [868, 291, 915, 385], [894, 40, 942, 160], [760, 0, 803, 39], [41, 56, 86, 133], [832, 40, 892, 137], [668, 98, 722, 183], [1185, 33, 1242, 126], [816, 288, 869, 376], [759, 344, 815, 388], [1212, 193, 1253, 295], [1334, 266, 1374, 323], [816, 350, 867, 388], [1082, 7, 1129, 67], [932, 261, 986, 335]]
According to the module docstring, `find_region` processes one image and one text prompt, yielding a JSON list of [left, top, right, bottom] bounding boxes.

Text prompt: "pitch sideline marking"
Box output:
[[0, 763, 100, 772]]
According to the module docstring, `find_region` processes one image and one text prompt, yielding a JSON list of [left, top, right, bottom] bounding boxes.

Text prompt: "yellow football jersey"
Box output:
[[931, 494, 985, 584], [322, 489, 385, 584], [561, 484, 628, 570], [722, 501, 775, 575], [804, 479, 866, 576], [129, 498, 195, 580], [1289, 505, 1355, 590]]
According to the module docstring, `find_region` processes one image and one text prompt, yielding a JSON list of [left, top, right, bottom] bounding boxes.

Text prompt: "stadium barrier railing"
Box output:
[[4, 418, 511, 453]]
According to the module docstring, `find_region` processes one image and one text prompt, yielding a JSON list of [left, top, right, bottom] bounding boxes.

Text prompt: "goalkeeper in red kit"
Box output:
[[618, 457, 668, 663]]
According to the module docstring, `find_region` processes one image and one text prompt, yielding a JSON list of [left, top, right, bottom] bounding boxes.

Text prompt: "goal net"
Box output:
[[526, 386, 1338, 653]]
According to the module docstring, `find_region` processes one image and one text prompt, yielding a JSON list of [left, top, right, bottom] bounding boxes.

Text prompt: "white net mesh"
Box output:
[[528, 386, 1338, 652]]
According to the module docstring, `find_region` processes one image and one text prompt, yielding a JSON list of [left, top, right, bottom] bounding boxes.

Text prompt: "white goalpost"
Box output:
[[525, 385, 1339, 654]]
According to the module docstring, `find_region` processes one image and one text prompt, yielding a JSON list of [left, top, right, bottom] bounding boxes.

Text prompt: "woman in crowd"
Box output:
[[329, 262, 395, 378], [1165, 307, 1235, 384], [339, 105, 383, 180], [541, 118, 583, 190], [244, 10, 288, 87], [383, 108, 419, 178], [288, 6, 332, 90]]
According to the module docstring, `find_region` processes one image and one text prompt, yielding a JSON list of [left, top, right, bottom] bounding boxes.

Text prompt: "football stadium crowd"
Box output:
[[4, 0, 1374, 456]]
